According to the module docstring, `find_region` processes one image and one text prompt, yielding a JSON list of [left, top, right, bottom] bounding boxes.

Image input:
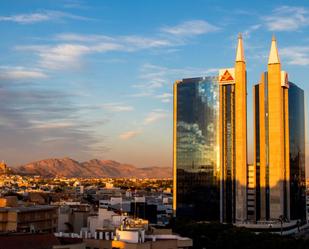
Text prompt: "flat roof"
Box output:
[[0, 205, 57, 213]]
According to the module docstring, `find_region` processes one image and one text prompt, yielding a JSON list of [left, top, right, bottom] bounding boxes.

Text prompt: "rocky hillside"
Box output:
[[14, 158, 172, 178]]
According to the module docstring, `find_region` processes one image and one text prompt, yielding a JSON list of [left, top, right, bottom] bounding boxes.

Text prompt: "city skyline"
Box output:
[[173, 35, 306, 224], [0, 0, 309, 172]]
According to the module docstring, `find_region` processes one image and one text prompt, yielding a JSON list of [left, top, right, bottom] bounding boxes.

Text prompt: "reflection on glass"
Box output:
[[176, 77, 220, 220]]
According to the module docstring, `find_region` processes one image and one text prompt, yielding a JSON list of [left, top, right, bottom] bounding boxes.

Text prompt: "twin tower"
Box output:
[[173, 35, 306, 223]]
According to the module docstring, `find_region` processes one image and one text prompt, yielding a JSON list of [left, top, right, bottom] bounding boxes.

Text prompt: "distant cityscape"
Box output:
[[0, 34, 308, 249], [1, 1, 309, 248]]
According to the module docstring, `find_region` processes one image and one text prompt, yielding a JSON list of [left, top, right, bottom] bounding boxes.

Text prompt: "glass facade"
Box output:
[[175, 77, 220, 221], [254, 84, 260, 220], [288, 82, 306, 221], [220, 84, 235, 223]]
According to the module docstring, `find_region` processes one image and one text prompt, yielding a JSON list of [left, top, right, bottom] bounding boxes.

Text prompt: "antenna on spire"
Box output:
[[272, 34, 276, 41], [268, 35, 280, 64], [236, 33, 245, 62]]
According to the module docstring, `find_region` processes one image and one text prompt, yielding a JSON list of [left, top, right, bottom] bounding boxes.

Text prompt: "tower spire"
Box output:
[[236, 33, 245, 62], [268, 35, 280, 64]]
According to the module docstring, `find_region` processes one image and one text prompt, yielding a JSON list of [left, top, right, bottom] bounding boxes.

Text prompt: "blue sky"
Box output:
[[0, 0, 308, 170]]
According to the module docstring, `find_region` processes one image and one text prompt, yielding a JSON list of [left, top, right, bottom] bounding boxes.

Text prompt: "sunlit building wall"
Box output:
[[173, 35, 248, 223], [253, 37, 306, 222]]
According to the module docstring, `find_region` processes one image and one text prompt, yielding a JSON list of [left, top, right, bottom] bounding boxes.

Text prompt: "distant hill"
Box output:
[[14, 158, 172, 178]]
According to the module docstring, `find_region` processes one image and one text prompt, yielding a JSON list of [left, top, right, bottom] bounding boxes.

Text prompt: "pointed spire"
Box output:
[[268, 35, 280, 64], [236, 33, 245, 62]]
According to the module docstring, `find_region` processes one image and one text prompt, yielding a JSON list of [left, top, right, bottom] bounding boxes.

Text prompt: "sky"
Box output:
[[0, 0, 308, 171]]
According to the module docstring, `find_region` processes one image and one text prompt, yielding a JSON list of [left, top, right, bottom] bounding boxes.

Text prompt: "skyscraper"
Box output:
[[253, 36, 306, 222], [288, 83, 306, 221], [173, 76, 220, 221], [173, 35, 248, 223], [173, 35, 306, 225]]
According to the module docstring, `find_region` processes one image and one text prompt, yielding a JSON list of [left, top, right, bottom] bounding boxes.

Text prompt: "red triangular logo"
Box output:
[[220, 70, 234, 82]]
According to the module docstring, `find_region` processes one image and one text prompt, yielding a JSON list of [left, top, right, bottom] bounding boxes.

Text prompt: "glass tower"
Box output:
[[173, 35, 247, 223], [253, 37, 306, 222], [174, 76, 221, 221], [288, 82, 306, 221]]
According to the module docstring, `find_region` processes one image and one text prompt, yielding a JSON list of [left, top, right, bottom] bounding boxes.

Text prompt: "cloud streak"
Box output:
[[132, 63, 219, 98], [118, 109, 169, 141], [161, 20, 219, 36], [281, 46, 309, 65], [155, 93, 173, 103], [0, 10, 91, 24], [102, 103, 134, 112], [143, 109, 168, 125], [0, 78, 109, 164], [264, 6, 309, 31], [0, 66, 47, 80], [15, 19, 219, 71], [16, 35, 172, 70], [119, 130, 141, 140]]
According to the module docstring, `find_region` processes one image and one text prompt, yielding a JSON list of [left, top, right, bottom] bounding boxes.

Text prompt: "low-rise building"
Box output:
[[56, 202, 91, 233], [0, 233, 86, 249], [83, 227, 192, 249], [0, 196, 58, 233]]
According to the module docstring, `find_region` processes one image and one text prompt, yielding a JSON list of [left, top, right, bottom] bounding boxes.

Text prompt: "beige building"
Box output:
[[253, 36, 290, 221], [57, 202, 91, 233], [253, 36, 306, 222], [0, 196, 58, 232], [0, 233, 86, 249], [84, 228, 192, 249], [247, 164, 256, 220]]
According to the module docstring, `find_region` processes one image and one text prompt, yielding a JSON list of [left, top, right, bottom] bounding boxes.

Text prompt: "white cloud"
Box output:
[[0, 10, 91, 24], [16, 34, 172, 70], [281, 46, 309, 65], [243, 24, 261, 38], [102, 103, 134, 112], [0, 66, 47, 80], [122, 36, 172, 50], [55, 33, 172, 49], [119, 130, 141, 140], [55, 33, 114, 42], [144, 110, 168, 125], [161, 20, 219, 36], [29, 121, 74, 129], [63, 0, 89, 10], [17, 43, 122, 70], [132, 63, 219, 97], [155, 93, 173, 103], [264, 6, 309, 31], [14, 19, 219, 71]]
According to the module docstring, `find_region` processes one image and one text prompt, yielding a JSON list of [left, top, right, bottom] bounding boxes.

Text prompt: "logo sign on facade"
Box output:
[[281, 71, 289, 88], [219, 68, 235, 84]]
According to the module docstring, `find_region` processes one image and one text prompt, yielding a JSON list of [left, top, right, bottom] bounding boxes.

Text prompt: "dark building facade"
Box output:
[[288, 82, 306, 221]]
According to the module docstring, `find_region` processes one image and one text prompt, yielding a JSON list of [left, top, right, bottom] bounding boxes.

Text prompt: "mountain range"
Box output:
[[12, 158, 172, 178]]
